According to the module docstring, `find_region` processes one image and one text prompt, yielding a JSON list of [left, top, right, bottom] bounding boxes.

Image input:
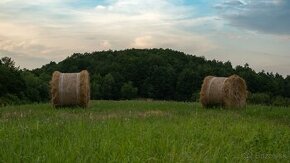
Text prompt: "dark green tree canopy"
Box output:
[[1, 49, 290, 105], [32, 49, 290, 101]]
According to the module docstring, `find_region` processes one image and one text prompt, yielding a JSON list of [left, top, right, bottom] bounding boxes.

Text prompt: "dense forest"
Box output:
[[1, 48, 290, 106]]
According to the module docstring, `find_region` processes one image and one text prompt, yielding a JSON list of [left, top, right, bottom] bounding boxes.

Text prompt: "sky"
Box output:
[[0, 0, 289, 76]]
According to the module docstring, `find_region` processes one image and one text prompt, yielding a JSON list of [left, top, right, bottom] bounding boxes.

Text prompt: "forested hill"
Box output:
[[33, 48, 290, 102], [1, 48, 290, 105]]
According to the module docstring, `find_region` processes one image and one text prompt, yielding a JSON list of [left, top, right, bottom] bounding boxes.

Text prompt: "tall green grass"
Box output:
[[0, 101, 289, 162]]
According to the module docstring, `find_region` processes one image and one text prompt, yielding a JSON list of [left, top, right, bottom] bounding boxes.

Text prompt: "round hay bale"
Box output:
[[50, 70, 90, 108], [200, 74, 247, 108]]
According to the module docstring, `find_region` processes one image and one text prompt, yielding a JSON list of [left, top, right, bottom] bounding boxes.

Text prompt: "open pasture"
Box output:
[[0, 100, 289, 162]]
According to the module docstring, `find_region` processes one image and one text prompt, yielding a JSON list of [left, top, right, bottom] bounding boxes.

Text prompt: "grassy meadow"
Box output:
[[0, 100, 289, 162]]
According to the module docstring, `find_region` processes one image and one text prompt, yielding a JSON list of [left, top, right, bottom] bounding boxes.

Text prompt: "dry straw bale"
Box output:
[[200, 74, 247, 108], [50, 70, 90, 108]]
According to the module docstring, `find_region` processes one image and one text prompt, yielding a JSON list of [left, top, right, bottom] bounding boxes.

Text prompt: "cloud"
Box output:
[[214, 0, 245, 9], [0, 0, 219, 69], [0, 0, 288, 76], [99, 40, 111, 50], [0, 49, 51, 69], [131, 36, 153, 48], [215, 0, 290, 35]]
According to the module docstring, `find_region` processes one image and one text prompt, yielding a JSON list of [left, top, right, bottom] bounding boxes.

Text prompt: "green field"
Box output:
[[0, 100, 289, 162]]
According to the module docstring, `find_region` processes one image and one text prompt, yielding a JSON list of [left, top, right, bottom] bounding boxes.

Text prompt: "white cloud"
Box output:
[[0, 0, 219, 69], [95, 5, 106, 10], [0, 22, 39, 39], [2, 0, 289, 76], [99, 40, 111, 50], [131, 36, 153, 48]]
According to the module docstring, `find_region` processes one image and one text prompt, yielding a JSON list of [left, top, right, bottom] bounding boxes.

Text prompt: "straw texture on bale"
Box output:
[[50, 70, 90, 108], [200, 75, 247, 108]]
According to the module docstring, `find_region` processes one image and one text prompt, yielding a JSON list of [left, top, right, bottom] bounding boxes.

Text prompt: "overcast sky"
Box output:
[[0, 0, 289, 75]]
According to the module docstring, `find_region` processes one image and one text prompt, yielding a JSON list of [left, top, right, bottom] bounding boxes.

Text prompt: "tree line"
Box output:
[[1, 48, 290, 106]]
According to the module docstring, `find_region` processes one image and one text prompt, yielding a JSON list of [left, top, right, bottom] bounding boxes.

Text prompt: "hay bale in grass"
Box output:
[[50, 70, 90, 108], [200, 74, 247, 108]]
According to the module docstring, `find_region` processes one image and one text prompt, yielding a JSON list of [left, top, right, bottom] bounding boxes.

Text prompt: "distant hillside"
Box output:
[[32, 48, 290, 102], [1, 48, 289, 105]]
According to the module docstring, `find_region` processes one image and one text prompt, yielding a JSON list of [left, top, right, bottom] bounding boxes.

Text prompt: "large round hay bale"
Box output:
[[50, 70, 90, 108], [200, 74, 247, 108]]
